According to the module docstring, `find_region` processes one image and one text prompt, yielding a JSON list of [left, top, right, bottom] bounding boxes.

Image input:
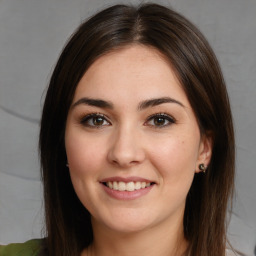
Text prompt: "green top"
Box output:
[[0, 239, 42, 256]]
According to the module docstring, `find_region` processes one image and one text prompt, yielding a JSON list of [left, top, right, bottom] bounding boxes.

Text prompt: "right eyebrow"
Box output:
[[71, 97, 114, 109]]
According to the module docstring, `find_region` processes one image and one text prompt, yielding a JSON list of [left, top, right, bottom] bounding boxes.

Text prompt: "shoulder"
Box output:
[[0, 239, 43, 256]]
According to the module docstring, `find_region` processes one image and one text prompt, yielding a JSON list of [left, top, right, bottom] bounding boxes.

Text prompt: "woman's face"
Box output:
[[65, 45, 211, 234]]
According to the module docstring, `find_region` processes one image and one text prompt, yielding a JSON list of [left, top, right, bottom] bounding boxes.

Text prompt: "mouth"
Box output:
[[101, 181, 155, 192]]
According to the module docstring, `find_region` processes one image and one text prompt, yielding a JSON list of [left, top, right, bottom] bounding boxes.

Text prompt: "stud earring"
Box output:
[[199, 163, 206, 173], [66, 163, 69, 168]]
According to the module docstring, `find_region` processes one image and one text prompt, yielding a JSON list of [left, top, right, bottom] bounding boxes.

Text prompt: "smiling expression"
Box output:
[[65, 45, 211, 234]]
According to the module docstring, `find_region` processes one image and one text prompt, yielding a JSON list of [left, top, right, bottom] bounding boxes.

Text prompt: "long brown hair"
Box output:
[[39, 3, 235, 256]]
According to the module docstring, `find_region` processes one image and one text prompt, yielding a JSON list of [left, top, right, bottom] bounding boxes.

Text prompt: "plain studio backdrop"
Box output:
[[0, 0, 255, 255]]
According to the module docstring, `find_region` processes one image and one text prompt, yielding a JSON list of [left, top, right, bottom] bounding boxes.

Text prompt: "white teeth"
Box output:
[[119, 182, 126, 191], [105, 181, 152, 191], [107, 181, 113, 189], [113, 181, 118, 190], [135, 181, 142, 190], [126, 182, 135, 191]]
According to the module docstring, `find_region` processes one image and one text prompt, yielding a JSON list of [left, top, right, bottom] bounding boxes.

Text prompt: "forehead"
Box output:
[[83, 45, 176, 81], [73, 45, 188, 107]]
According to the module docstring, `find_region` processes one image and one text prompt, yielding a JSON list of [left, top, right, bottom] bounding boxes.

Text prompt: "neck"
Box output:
[[83, 216, 188, 256]]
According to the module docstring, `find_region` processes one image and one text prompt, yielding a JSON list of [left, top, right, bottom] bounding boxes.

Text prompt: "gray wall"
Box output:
[[0, 0, 255, 255]]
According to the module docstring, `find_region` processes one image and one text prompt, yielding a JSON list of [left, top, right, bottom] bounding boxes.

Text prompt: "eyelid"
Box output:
[[78, 112, 176, 129], [145, 112, 176, 128], [79, 112, 111, 127]]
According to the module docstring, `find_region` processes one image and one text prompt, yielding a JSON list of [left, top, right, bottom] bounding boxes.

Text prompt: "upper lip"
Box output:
[[100, 176, 155, 183]]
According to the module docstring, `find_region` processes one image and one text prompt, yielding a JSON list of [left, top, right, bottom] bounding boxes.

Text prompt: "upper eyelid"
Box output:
[[80, 113, 111, 125], [146, 113, 176, 123], [78, 112, 176, 126], [80, 112, 175, 119], [147, 112, 175, 120], [144, 113, 177, 129], [81, 112, 110, 120]]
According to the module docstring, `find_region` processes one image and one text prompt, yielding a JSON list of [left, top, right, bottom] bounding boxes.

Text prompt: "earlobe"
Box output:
[[195, 134, 213, 173]]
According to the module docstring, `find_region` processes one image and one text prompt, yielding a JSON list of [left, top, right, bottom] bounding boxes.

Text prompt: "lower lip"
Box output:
[[101, 183, 154, 200]]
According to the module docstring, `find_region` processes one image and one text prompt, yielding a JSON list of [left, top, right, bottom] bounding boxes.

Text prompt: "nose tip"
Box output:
[[109, 150, 141, 167], [107, 130, 145, 168]]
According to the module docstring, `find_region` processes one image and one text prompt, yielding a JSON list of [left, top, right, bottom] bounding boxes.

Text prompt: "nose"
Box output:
[[107, 125, 146, 168]]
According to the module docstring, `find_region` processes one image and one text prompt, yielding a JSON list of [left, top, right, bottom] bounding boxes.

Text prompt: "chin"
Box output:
[[105, 221, 153, 234], [93, 209, 160, 234]]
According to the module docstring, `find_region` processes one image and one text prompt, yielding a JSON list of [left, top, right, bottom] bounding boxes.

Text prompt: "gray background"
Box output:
[[0, 0, 255, 255]]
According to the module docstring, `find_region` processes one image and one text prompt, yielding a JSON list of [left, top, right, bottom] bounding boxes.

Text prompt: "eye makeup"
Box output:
[[145, 113, 176, 128], [77, 111, 176, 130]]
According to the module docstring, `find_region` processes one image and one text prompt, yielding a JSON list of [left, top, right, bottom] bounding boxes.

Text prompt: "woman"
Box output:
[[0, 3, 236, 256]]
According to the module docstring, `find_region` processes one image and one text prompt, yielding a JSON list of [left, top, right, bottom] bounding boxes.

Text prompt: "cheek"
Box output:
[[149, 134, 199, 184], [65, 130, 106, 177], [65, 131, 106, 210]]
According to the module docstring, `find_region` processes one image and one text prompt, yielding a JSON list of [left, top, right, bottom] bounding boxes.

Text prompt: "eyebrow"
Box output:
[[72, 98, 114, 109], [138, 97, 184, 110], [71, 97, 184, 110]]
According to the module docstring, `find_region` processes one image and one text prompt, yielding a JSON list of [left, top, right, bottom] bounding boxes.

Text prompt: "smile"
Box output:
[[103, 181, 153, 192]]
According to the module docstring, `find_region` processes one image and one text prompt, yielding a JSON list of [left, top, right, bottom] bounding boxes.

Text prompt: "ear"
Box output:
[[195, 133, 213, 173]]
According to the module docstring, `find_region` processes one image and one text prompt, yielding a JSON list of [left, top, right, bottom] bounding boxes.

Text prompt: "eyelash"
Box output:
[[146, 113, 176, 128], [79, 112, 176, 129], [80, 113, 110, 128]]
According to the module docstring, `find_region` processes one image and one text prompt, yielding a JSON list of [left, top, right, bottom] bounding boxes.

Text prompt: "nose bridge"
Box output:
[[107, 122, 145, 167]]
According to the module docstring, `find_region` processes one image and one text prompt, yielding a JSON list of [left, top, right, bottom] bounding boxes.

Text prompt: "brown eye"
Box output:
[[93, 116, 105, 126], [80, 114, 110, 128], [146, 113, 175, 128], [153, 117, 166, 126]]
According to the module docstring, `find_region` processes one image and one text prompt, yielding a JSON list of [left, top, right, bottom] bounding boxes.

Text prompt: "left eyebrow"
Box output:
[[138, 97, 185, 110]]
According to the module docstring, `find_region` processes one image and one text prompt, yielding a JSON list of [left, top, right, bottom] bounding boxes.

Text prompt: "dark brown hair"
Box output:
[[39, 3, 235, 256]]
